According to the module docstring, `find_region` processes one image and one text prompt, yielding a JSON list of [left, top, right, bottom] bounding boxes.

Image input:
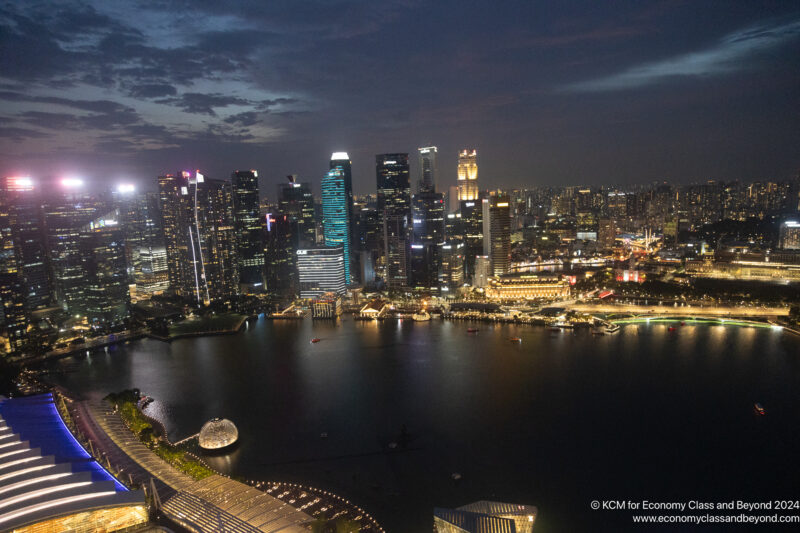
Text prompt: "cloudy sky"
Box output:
[[1, 0, 798, 195]]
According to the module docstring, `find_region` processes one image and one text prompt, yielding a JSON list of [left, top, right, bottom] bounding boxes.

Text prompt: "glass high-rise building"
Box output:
[[322, 168, 352, 285], [0, 206, 29, 355], [264, 213, 297, 300], [457, 149, 479, 201], [410, 189, 445, 291], [418, 146, 438, 192], [296, 247, 346, 298], [1, 177, 50, 311], [484, 196, 511, 277], [376, 154, 411, 289], [278, 176, 316, 249], [158, 171, 239, 305], [232, 170, 265, 292], [80, 210, 129, 324], [330, 153, 355, 248]]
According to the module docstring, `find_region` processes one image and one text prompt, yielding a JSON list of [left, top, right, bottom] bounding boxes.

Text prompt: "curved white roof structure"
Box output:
[[0, 394, 146, 532]]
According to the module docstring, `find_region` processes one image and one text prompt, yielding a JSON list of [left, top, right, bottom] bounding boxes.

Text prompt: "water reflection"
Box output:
[[45, 319, 800, 533]]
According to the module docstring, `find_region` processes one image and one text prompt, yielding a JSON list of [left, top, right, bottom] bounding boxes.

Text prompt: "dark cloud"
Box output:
[[0, 0, 798, 190], [155, 93, 254, 115], [224, 112, 261, 126], [128, 83, 178, 98]]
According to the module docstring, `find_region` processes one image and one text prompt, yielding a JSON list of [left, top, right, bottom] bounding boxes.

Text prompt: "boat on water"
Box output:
[[591, 330, 605, 336], [605, 324, 620, 333], [310, 338, 321, 344], [668, 326, 677, 332], [466, 328, 479, 333], [509, 337, 522, 343], [548, 327, 561, 333], [412, 311, 431, 322], [754, 402, 766, 415], [680, 321, 686, 326]]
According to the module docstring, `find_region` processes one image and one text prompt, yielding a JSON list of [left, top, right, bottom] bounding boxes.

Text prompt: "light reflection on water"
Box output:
[[46, 318, 800, 533]]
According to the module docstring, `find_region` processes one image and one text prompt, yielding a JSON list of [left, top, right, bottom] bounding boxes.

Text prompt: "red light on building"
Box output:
[[5, 176, 34, 191]]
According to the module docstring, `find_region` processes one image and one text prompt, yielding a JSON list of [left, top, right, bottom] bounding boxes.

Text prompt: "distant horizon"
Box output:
[[4, 155, 798, 199]]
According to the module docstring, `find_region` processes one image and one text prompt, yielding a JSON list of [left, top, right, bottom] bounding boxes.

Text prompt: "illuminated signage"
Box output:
[[195, 171, 204, 183], [331, 152, 350, 160], [496, 202, 509, 207], [296, 250, 308, 255], [117, 184, 135, 193], [465, 202, 474, 207]]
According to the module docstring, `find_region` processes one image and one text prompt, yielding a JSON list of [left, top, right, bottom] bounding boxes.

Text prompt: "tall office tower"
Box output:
[[0, 207, 29, 355], [278, 176, 316, 248], [409, 190, 445, 290], [457, 149, 479, 201], [158, 173, 193, 297], [135, 246, 169, 297], [296, 247, 346, 298], [232, 170, 265, 293], [114, 187, 162, 291], [158, 171, 238, 305], [460, 199, 484, 281], [418, 146, 438, 192], [598, 218, 617, 250], [330, 153, 355, 247], [376, 154, 411, 289], [80, 210, 129, 324], [473, 255, 491, 288], [438, 241, 464, 294], [264, 213, 297, 301], [483, 196, 511, 277], [322, 168, 352, 284], [447, 186, 460, 214], [1, 177, 50, 311], [779, 220, 800, 250], [44, 182, 100, 315]]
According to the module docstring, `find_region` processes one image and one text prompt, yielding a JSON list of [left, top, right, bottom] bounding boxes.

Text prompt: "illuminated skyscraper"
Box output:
[[483, 196, 511, 277], [322, 168, 352, 284], [410, 189, 445, 290], [376, 154, 411, 289], [296, 247, 346, 298], [158, 173, 193, 297], [232, 170, 265, 293], [264, 213, 297, 300], [418, 146, 438, 192], [330, 152, 355, 247], [457, 149, 479, 201], [158, 171, 238, 305], [0, 207, 28, 355], [778, 220, 800, 250], [278, 176, 315, 248], [80, 210, 129, 323], [1, 177, 50, 311], [44, 183, 99, 314]]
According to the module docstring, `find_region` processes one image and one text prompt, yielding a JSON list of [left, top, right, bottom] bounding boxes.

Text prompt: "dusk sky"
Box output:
[[1, 0, 799, 196]]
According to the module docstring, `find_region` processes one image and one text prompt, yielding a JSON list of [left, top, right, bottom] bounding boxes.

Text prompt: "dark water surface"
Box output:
[[46, 318, 800, 532]]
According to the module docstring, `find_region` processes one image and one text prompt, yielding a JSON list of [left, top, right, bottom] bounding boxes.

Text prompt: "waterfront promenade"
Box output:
[[563, 302, 789, 317], [68, 398, 313, 532]]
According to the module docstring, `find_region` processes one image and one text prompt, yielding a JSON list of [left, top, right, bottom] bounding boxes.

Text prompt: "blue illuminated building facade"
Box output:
[[321, 167, 352, 284]]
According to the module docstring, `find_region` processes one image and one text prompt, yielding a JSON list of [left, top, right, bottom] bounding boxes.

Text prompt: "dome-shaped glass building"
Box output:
[[198, 418, 238, 450]]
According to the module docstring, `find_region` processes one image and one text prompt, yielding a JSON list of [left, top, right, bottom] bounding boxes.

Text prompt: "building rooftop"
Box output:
[[0, 393, 145, 532]]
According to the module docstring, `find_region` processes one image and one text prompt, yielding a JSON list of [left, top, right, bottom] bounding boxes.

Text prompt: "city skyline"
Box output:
[[1, 1, 799, 193]]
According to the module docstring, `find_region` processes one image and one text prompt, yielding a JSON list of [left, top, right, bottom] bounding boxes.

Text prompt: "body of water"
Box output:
[[45, 318, 800, 532]]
